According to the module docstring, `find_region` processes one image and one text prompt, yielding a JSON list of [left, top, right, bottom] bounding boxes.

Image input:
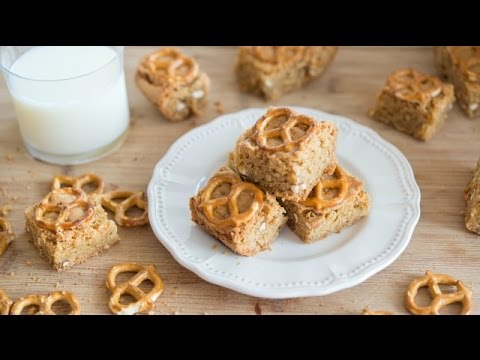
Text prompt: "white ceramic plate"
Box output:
[[147, 107, 420, 299]]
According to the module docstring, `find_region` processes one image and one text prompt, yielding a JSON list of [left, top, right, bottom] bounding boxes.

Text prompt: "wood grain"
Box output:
[[1, 46, 479, 315]]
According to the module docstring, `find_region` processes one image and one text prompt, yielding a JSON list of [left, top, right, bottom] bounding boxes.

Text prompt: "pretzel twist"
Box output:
[[405, 271, 472, 315], [10, 291, 80, 315], [300, 165, 349, 212], [34, 188, 94, 232], [254, 107, 316, 152], [101, 191, 148, 227], [387, 69, 443, 103], [199, 173, 264, 227], [106, 263, 164, 315], [51, 173, 104, 195], [144, 48, 199, 84]]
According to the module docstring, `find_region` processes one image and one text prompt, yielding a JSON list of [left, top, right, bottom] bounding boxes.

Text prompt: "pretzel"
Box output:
[[405, 271, 472, 315], [387, 69, 443, 104], [106, 263, 164, 315], [252, 46, 305, 65], [10, 291, 80, 315], [51, 173, 104, 195], [361, 309, 394, 315], [199, 173, 264, 227], [0, 217, 14, 256], [300, 165, 349, 212], [145, 48, 199, 84], [254, 107, 316, 152], [101, 191, 148, 227], [0, 289, 12, 315], [34, 188, 94, 232], [449, 47, 480, 82]]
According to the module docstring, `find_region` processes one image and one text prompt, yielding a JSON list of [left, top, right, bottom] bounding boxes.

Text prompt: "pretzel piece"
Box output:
[[106, 263, 164, 315], [144, 48, 199, 84], [254, 107, 316, 152], [0, 289, 12, 315], [51, 173, 104, 195], [101, 191, 148, 227], [0, 217, 14, 256], [199, 173, 264, 227], [387, 69, 443, 104], [10, 291, 80, 315], [300, 165, 349, 212], [34, 188, 94, 232], [361, 309, 394, 315], [405, 270, 472, 315]]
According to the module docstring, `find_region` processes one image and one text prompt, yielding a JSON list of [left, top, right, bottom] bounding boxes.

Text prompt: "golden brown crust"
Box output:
[[405, 271, 472, 315], [106, 263, 164, 315], [135, 48, 210, 122]]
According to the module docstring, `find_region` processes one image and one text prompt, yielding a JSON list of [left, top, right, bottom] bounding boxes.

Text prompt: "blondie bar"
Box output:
[[234, 107, 337, 201], [464, 159, 480, 234], [236, 46, 337, 100], [136, 48, 210, 122], [434, 46, 480, 118], [190, 166, 287, 256], [283, 165, 370, 243], [25, 188, 119, 271], [369, 68, 455, 141]]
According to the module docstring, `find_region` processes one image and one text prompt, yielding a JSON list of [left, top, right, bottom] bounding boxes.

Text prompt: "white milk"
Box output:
[[8, 46, 129, 156]]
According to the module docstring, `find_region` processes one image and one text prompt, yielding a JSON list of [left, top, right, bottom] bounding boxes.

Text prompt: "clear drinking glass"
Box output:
[[0, 46, 130, 165]]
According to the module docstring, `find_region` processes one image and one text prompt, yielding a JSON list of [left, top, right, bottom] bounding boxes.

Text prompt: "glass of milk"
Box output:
[[0, 46, 130, 165]]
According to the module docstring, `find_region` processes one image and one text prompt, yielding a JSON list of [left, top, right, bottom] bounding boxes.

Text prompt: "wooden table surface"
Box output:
[[1, 46, 479, 315]]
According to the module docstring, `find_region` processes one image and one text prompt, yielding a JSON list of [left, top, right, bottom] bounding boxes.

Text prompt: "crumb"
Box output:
[[9, 271, 15, 277], [0, 203, 13, 216], [222, 250, 228, 255], [10, 195, 18, 201], [214, 101, 224, 114], [55, 282, 61, 288], [5, 154, 13, 161], [211, 244, 218, 250], [25, 260, 32, 267], [26, 185, 31, 190], [0, 187, 7, 196]]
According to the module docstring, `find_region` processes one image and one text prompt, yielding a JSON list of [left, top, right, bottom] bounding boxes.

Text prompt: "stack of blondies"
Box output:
[[190, 106, 370, 256]]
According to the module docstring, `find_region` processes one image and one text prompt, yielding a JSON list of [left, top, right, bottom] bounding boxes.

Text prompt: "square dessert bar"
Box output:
[[283, 164, 370, 243], [434, 46, 480, 118], [25, 188, 119, 271], [135, 48, 210, 122], [190, 166, 287, 256], [236, 46, 337, 100], [369, 68, 455, 141], [234, 107, 337, 201], [283, 165, 370, 243], [465, 159, 480, 234]]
